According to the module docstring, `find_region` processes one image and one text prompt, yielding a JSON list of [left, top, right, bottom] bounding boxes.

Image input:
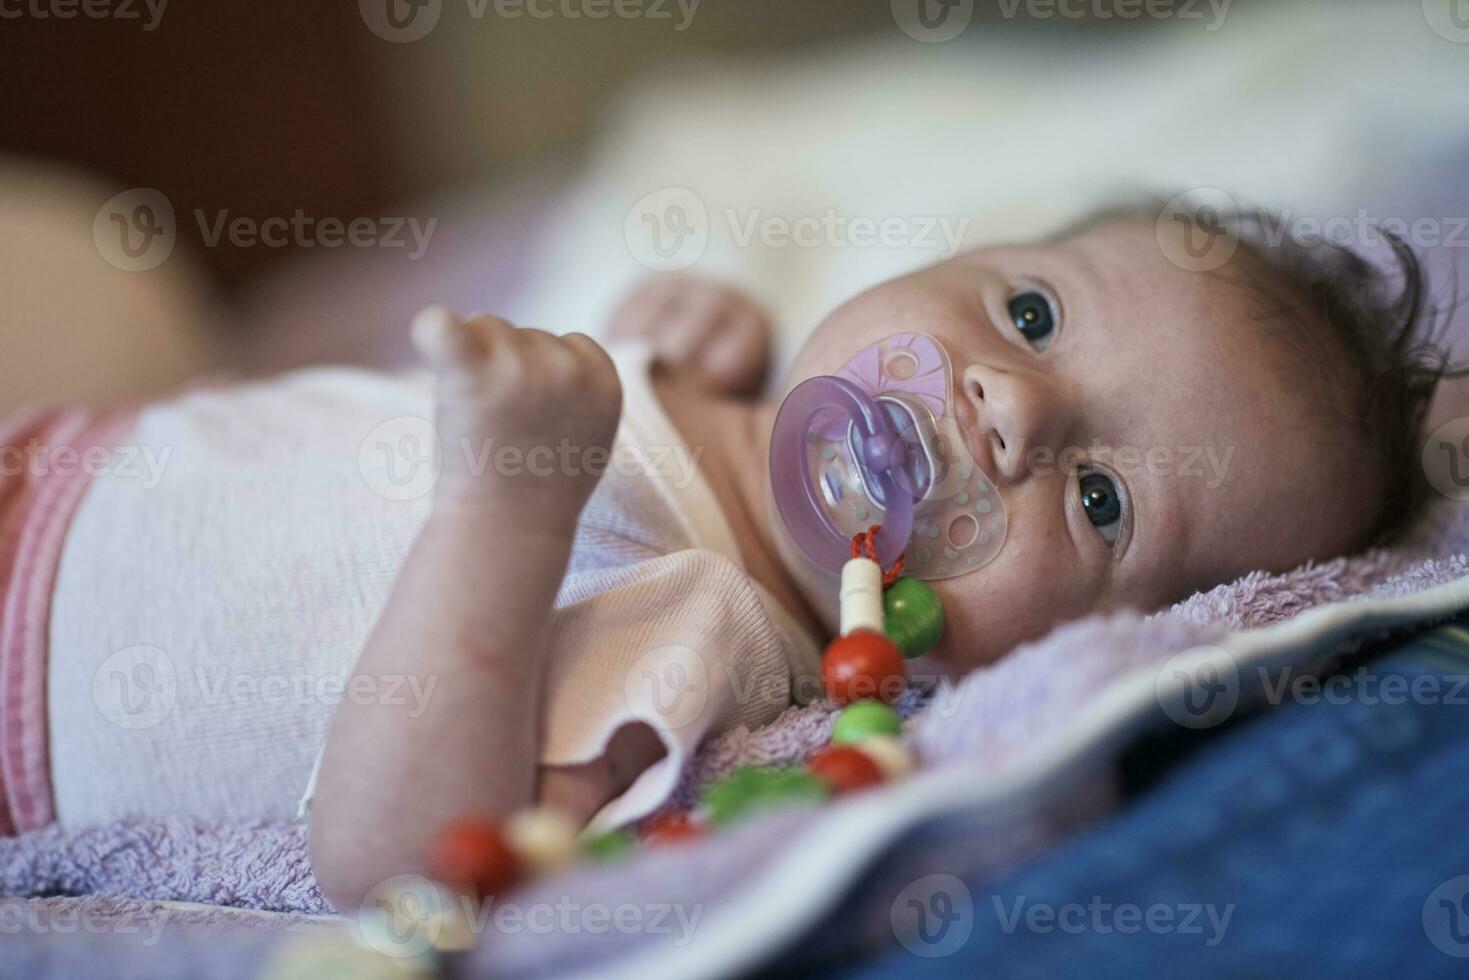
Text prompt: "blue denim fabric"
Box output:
[[786, 619, 1469, 980]]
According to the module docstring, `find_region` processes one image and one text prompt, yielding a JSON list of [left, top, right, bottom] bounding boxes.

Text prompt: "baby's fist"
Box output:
[[413, 307, 622, 504], [607, 277, 772, 397]]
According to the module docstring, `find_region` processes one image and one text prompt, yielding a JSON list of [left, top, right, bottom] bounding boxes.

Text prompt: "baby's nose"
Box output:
[[960, 363, 1064, 484]]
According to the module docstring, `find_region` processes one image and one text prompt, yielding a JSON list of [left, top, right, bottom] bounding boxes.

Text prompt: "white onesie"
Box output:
[[38, 345, 820, 832]]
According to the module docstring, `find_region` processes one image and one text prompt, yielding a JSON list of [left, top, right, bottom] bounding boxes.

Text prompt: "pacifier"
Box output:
[[770, 333, 1008, 580]]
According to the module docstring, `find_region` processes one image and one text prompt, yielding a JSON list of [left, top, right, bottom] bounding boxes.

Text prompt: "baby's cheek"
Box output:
[[927, 549, 1089, 675]]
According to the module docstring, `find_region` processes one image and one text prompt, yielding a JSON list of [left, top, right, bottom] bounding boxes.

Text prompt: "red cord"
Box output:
[[850, 524, 905, 589]]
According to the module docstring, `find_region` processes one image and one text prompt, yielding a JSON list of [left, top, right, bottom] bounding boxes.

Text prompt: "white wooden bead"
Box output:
[[839, 557, 885, 637], [505, 806, 580, 873], [853, 734, 914, 779]]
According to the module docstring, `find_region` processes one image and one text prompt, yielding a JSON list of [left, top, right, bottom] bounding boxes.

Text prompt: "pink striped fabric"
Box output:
[[0, 406, 137, 834]]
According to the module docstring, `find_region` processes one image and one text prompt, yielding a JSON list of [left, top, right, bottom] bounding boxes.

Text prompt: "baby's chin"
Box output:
[[908, 632, 991, 685]]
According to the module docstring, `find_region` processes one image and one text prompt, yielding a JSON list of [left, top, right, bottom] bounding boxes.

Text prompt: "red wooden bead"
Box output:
[[428, 818, 522, 900], [821, 630, 907, 705], [644, 812, 701, 846], [808, 746, 885, 795]]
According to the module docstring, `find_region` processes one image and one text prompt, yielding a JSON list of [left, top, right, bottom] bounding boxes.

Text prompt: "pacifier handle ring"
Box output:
[[770, 375, 915, 574]]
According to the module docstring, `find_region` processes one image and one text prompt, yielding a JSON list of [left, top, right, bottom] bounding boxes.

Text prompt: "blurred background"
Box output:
[[0, 0, 1466, 412]]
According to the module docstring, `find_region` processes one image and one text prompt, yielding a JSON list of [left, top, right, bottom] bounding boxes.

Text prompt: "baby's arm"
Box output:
[[309, 308, 622, 910], [607, 276, 773, 397]]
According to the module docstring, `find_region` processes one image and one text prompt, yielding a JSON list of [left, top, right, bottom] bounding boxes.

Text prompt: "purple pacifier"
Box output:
[[770, 333, 1009, 580]]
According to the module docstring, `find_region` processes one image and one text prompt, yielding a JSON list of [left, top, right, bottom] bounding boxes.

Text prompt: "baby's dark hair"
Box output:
[[1057, 197, 1464, 550], [1228, 215, 1462, 549]]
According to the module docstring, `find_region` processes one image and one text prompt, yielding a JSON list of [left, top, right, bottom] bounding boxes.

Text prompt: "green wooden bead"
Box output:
[[580, 828, 636, 862], [831, 700, 903, 745], [883, 576, 945, 659], [701, 765, 829, 826]]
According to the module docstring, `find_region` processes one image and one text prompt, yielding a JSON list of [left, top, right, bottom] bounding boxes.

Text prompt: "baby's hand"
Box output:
[[607, 276, 772, 397], [412, 307, 622, 510]]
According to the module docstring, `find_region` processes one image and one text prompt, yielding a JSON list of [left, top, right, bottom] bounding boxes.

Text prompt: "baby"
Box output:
[[0, 210, 1445, 912]]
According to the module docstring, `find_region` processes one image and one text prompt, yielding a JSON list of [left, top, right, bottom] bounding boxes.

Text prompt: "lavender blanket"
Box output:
[[2, 490, 1467, 979]]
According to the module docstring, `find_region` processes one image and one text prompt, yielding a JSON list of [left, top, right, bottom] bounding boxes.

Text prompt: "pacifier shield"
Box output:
[[771, 333, 1008, 580]]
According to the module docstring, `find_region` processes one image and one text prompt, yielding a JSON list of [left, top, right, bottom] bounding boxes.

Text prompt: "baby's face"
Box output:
[[777, 220, 1372, 677]]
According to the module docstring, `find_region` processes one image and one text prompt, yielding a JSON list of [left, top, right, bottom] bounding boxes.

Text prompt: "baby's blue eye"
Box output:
[[1008, 291, 1057, 350], [1079, 469, 1124, 545]]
